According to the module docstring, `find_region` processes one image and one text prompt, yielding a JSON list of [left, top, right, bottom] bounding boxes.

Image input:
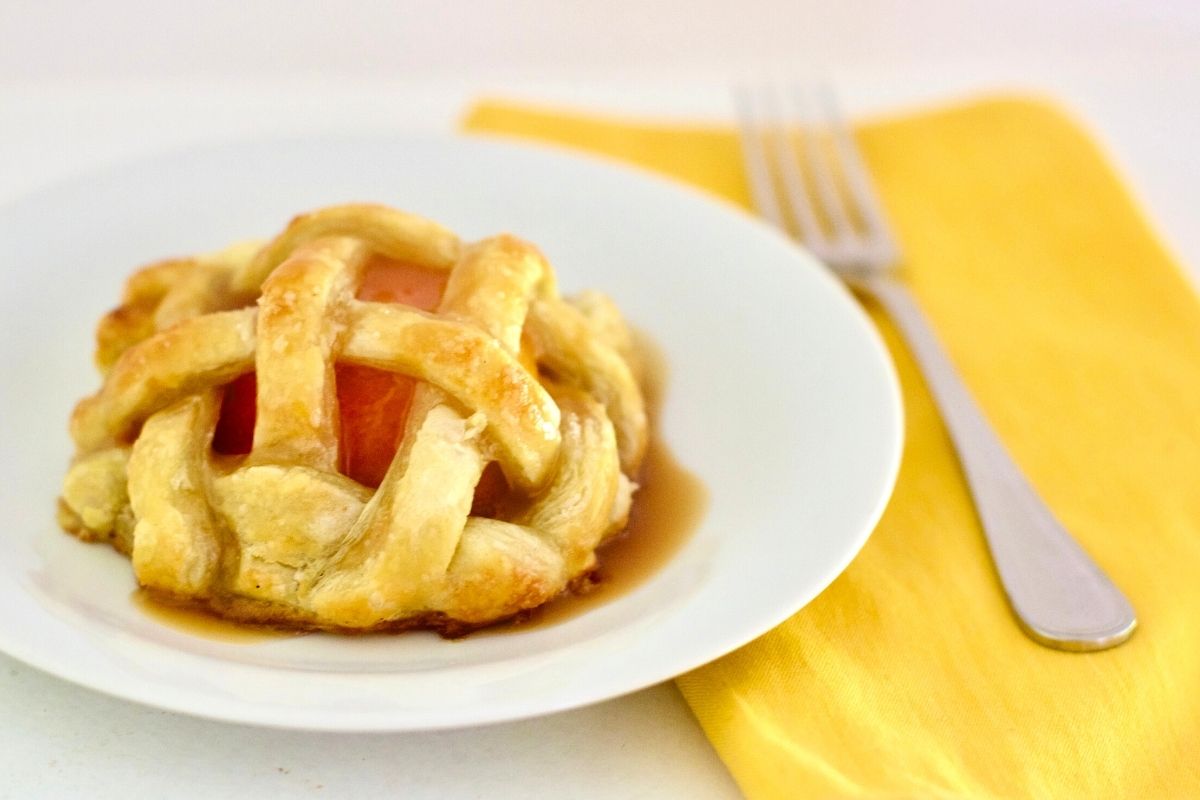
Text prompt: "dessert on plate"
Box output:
[[58, 203, 647, 635]]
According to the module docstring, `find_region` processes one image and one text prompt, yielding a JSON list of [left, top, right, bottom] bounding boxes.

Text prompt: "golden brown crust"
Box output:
[[59, 203, 647, 634], [95, 258, 196, 372]]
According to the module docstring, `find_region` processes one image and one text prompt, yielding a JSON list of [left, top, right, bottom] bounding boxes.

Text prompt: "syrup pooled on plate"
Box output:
[[494, 427, 707, 632], [132, 590, 298, 644], [487, 334, 709, 634]]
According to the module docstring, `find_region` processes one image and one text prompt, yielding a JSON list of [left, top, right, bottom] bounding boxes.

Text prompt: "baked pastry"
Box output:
[[58, 203, 647, 634]]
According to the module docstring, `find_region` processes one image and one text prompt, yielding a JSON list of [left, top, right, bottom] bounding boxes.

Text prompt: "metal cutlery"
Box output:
[[733, 84, 1136, 651]]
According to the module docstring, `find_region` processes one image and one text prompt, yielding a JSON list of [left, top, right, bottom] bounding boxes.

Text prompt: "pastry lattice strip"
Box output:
[[61, 205, 647, 630]]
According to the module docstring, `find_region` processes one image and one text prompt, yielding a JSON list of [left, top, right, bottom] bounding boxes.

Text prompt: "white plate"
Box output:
[[0, 134, 901, 731]]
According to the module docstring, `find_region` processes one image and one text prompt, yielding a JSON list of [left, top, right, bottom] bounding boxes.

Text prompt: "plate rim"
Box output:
[[0, 130, 904, 731]]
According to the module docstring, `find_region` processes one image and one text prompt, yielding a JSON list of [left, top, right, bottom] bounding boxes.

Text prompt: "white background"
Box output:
[[2, 2, 1198, 798]]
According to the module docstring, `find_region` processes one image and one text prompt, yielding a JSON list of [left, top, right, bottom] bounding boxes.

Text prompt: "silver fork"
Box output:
[[735, 84, 1136, 652]]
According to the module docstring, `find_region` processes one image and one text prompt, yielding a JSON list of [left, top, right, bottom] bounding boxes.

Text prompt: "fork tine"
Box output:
[[732, 85, 787, 231], [789, 85, 857, 252], [735, 83, 891, 269], [761, 86, 825, 247], [819, 84, 899, 263]]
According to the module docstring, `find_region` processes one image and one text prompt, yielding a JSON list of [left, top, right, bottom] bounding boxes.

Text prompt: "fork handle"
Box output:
[[859, 274, 1136, 651]]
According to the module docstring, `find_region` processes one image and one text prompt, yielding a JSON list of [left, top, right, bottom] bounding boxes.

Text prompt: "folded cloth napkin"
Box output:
[[462, 97, 1200, 799]]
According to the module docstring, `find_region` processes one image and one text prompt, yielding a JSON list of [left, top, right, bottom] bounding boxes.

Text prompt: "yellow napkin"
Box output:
[[462, 97, 1200, 798]]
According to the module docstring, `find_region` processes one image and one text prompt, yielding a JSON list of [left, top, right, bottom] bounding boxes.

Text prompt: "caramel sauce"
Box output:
[[132, 590, 297, 644], [493, 430, 707, 633], [488, 334, 709, 634]]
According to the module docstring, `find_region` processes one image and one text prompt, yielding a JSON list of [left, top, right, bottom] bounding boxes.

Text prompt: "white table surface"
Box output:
[[2, 3, 1198, 798]]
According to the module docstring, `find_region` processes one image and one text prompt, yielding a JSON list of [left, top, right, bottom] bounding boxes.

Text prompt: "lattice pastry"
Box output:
[[58, 204, 647, 634]]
